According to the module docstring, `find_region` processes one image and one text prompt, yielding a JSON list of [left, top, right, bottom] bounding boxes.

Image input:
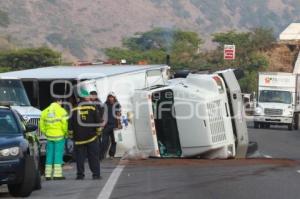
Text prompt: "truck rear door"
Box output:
[[217, 70, 248, 158], [133, 90, 160, 157]]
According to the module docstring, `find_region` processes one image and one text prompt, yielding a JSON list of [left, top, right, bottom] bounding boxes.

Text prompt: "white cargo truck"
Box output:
[[254, 72, 300, 130]]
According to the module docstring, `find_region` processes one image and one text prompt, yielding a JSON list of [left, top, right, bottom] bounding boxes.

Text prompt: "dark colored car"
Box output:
[[0, 105, 41, 197]]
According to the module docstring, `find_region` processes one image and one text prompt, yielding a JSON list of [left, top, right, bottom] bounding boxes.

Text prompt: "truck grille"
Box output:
[[264, 108, 283, 116], [207, 100, 227, 143], [27, 118, 42, 137]]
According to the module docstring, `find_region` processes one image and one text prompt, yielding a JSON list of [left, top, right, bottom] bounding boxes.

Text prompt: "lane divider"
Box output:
[[97, 164, 125, 199]]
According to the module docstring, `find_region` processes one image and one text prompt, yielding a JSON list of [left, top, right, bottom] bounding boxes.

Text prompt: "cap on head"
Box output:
[[108, 91, 116, 97], [78, 88, 90, 98]]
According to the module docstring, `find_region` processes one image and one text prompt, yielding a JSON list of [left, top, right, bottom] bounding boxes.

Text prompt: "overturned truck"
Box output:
[[130, 69, 248, 159]]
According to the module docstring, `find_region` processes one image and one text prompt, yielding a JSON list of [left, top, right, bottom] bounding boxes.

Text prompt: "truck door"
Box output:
[[217, 70, 248, 158], [133, 90, 160, 157]]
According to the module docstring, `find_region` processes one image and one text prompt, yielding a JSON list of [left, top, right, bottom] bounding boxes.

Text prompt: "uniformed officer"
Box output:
[[69, 89, 102, 180], [89, 91, 105, 158], [40, 98, 68, 180]]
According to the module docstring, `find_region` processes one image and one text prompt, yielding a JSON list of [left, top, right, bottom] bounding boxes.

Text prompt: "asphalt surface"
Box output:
[[1, 124, 300, 199]]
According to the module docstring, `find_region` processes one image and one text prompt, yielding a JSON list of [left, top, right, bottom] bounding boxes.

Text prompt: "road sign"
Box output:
[[224, 45, 235, 60]]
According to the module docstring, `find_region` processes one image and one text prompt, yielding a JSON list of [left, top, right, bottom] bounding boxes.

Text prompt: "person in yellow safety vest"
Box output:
[[40, 98, 68, 180]]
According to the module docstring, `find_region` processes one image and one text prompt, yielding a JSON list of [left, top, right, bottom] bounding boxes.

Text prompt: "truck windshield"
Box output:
[[0, 111, 20, 134], [0, 79, 31, 106], [259, 90, 292, 104]]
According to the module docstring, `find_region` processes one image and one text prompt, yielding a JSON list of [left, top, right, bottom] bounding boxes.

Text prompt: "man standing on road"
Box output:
[[89, 91, 105, 158], [40, 98, 68, 180], [99, 92, 122, 160], [69, 89, 102, 180]]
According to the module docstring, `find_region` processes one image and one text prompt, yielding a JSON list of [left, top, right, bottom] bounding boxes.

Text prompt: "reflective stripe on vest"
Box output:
[[75, 136, 98, 145], [45, 118, 62, 124], [46, 135, 65, 140]]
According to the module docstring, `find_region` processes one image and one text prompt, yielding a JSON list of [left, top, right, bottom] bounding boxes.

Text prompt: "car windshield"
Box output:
[[259, 90, 292, 104], [0, 111, 20, 134], [0, 79, 30, 106]]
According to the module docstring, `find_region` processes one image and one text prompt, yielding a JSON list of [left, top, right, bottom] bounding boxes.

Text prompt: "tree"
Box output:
[[210, 28, 275, 92], [0, 47, 61, 70], [250, 27, 276, 50], [105, 28, 203, 69]]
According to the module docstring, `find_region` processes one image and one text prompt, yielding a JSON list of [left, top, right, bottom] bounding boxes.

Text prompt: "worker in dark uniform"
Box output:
[[69, 88, 102, 180], [89, 91, 105, 158], [99, 92, 122, 160], [90, 91, 104, 122]]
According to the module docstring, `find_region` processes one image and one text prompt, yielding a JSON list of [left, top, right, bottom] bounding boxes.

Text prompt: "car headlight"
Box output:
[[0, 147, 20, 157]]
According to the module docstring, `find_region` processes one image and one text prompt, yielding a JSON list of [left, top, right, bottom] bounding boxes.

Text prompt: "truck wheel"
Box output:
[[288, 124, 293, 131], [8, 156, 35, 197], [254, 122, 259, 129]]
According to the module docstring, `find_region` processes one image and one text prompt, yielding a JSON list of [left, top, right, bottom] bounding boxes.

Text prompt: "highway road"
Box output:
[[1, 125, 300, 199]]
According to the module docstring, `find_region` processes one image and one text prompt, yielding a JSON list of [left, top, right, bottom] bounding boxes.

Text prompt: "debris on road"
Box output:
[[121, 147, 149, 160]]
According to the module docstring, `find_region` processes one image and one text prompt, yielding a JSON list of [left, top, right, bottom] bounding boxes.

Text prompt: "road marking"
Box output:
[[296, 170, 300, 174], [97, 164, 125, 199], [263, 155, 272, 159]]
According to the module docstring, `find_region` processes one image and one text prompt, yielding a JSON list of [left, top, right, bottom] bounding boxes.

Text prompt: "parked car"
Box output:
[[0, 104, 41, 197]]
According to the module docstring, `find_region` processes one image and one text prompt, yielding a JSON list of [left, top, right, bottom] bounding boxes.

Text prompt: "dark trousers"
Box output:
[[99, 126, 116, 159], [75, 140, 100, 177]]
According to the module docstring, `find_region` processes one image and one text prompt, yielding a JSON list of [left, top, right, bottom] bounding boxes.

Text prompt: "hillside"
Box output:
[[0, 0, 300, 60]]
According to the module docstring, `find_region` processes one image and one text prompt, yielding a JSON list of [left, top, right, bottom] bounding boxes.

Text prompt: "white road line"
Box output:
[[296, 170, 300, 174], [97, 165, 125, 199]]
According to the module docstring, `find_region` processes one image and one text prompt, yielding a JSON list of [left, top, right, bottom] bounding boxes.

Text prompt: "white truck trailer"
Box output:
[[254, 72, 300, 130], [0, 65, 170, 155]]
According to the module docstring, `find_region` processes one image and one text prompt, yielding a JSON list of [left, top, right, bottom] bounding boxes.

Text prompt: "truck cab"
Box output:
[[132, 69, 248, 159], [254, 72, 298, 130]]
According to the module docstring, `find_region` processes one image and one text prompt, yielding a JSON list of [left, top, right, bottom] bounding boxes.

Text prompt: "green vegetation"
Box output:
[[210, 27, 275, 92], [0, 26, 275, 93], [106, 28, 202, 69], [105, 27, 275, 92], [0, 47, 61, 71]]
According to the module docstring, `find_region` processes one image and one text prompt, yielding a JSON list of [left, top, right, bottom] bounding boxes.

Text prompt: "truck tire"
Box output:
[[254, 122, 259, 129], [8, 156, 35, 197]]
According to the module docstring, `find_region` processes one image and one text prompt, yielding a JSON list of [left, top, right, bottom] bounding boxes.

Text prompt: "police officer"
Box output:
[[40, 98, 68, 180], [89, 91, 105, 158], [69, 89, 102, 180], [99, 92, 122, 160]]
